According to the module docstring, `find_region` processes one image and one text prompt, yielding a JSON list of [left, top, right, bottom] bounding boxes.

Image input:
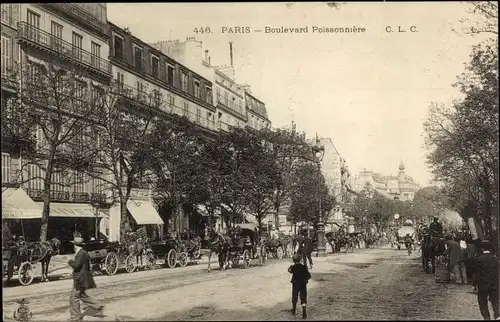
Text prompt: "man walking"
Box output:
[[69, 235, 105, 321], [443, 236, 467, 284], [472, 240, 499, 320]]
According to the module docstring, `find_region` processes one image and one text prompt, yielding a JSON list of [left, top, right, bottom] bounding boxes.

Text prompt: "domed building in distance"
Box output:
[[353, 161, 420, 201]]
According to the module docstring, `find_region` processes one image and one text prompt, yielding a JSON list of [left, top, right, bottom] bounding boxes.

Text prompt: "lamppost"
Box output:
[[311, 134, 326, 256]]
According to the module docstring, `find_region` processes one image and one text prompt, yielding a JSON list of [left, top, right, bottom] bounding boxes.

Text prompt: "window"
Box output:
[[116, 71, 125, 88], [229, 96, 234, 109], [193, 80, 200, 99], [50, 21, 63, 52], [237, 100, 242, 115], [113, 34, 124, 60], [72, 32, 83, 60], [36, 126, 46, 152], [151, 56, 159, 78], [91, 42, 101, 68], [196, 108, 201, 124], [166, 64, 174, 85], [51, 172, 65, 193], [137, 81, 146, 101], [133, 45, 143, 70], [73, 80, 87, 111], [167, 94, 175, 107], [26, 10, 40, 40], [183, 102, 188, 116], [216, 88, 221, 104], [1, 153, 11, 183], [224, 92, 228, 106], [74, 171, 86, 193], [206, 87, 213, 104], [92, 176, 104, 195], [181, 72, 188, 92], [1, 4, 13, 25], [1, 35, 12, 74], [27, 164, 44, 191]]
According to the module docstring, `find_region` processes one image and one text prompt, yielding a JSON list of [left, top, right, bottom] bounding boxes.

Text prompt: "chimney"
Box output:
[[204, 50, 209, 61], [229, 42, 233, 67]]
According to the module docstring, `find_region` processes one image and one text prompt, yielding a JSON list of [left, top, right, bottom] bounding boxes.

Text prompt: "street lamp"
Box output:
[[312, 134, 326, 257]]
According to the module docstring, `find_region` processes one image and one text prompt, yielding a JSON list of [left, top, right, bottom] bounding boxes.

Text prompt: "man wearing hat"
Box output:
[[69, 235, 105, 321], [472, 240, 499, 320]]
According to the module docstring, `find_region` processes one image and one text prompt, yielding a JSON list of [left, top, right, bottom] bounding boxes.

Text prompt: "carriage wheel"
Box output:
[[178, 252, 188, 268], [125, 254, 137, 273], [259, 246, 267, 266], [105, 252, 119, 275], [145, 250, 157, 270], [241, 250, 250, 269], [167, 249, 177, 268], [276, 246, 284, 259], [193, 249, 201, 262], [18, 262, 34, 286]]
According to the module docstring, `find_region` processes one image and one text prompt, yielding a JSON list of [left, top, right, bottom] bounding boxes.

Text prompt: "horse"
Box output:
[[206, 229, 232, 272], [421, 235, 446, 274], [39, 237, 61, 282]]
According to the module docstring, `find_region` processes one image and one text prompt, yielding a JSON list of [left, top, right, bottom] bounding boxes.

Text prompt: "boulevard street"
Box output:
[[3, 248, 481, 321]]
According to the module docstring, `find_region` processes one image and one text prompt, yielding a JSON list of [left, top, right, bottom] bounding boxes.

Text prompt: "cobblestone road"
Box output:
[[2, 248, 482, 321]]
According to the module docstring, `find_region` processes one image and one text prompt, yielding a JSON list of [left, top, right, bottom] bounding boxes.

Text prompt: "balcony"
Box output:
[[39, 4, 109, 39], [17, 22, 111, 77], [25, 188, 106, 204]]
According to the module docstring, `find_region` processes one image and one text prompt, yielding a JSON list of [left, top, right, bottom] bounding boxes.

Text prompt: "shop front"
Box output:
[[109, 188, 164, 242], [2, 187, 42, 241]]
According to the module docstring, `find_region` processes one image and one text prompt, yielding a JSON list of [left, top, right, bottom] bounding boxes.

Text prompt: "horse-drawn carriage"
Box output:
[[325, 230, 357, 253], [261, 233, 290, 259], [147, 236, 202, 269], [2, 237, 60, 286], [224, 224, 268, 269]]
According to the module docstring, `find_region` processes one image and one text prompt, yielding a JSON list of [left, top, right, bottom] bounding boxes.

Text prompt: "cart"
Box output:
[[3, 241, 47, 286], [83, 239, 133, 276], [148, 238, 189, 268], [225, 224, 268, 269]]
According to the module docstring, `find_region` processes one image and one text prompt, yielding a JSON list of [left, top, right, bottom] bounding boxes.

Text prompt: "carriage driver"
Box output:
[[429, 217, 443, 238]]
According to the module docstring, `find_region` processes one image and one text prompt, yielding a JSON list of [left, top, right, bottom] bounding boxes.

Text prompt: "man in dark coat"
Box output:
[[288, 254, 311, 318], [429, 217, 443, 238], [472, 240, 499, 320], [69, 236, 105, 321], [298, 232, 313, 269], [443, 237, 467, 284]]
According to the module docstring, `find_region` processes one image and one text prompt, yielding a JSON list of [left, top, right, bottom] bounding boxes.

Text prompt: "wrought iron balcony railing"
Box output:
[[113, 82, 218, 132], [25, 188, 106, 203], [40, 4, 108, 37], [17, 22, 111, 76]]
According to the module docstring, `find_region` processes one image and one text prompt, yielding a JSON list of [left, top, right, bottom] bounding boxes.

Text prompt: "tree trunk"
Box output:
[[257, 215, 263, 234], [39, 158, 54, 242], [274, 203, 281, 232], [40, 186, 51, 242], [119, 196, 129, 244]]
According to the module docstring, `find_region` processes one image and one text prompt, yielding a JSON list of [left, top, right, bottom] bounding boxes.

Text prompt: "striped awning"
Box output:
[[127, 199, 164, 225], [2, 188, 42, 219], [42, 203, 108, 218]]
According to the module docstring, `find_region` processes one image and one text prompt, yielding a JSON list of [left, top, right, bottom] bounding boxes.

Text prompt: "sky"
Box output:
[[107, 2, 488, 187]]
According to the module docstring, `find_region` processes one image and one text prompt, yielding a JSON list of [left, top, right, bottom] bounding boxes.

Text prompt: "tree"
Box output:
[[147, 115, 208, 231], [454, 1, 498, 35], [240, 131, 282, 233], [411, 186, 449, 221], [7, 61, 99, 241], [351, 183, 393, 231], [288, 161, 335, 227], [424, 38, 498, 240], [87, 82, 163, 243], [260, 126, 314, 230]]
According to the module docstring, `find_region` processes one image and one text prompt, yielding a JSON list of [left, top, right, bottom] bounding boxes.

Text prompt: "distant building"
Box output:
[[354, 162, 420, 201]]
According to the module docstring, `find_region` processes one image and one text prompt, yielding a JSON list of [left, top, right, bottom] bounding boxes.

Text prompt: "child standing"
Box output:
[[288, 254, 311, 318]]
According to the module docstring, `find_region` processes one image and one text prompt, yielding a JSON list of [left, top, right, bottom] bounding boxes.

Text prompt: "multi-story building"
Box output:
[[149, 38, 248, 132], [1, 4, 113, 245], [108, 24, 219, 240], [353, 162, 420, 201], [243, 87, 271, 131]]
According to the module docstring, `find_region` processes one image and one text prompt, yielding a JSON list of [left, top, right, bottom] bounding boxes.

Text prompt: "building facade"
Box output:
[[108, 24, 220, 241], [353, 162, 420, 201], [1, 3, 112, 245], [149, 38, 249, 132]]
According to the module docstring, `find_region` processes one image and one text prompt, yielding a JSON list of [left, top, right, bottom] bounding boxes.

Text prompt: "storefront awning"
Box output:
[[127, 200, 164, 225], [244, 213, 258, 226], [44, 203, 108, 218], [2, 188, 42, 219]]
